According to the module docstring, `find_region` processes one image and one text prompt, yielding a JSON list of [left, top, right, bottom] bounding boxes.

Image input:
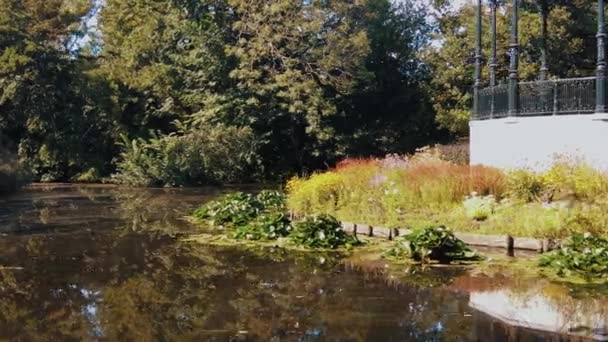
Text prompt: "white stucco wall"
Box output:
[[470, 114, 608, 171]]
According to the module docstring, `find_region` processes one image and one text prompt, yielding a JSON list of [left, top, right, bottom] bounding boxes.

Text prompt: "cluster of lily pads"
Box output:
[[540, 233, 608, 281], [193, 191, 360, 249], [386, 226, 478, 263]]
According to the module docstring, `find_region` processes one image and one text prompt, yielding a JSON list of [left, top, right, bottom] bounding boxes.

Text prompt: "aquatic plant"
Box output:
[[194, 192, 261, 226], [385, 226, 477, 263], [255, 190, 286, 211], [539, 233, 608, 280], [290, 214, 360, 249], [193, 191, 286, 227], [233, 211, 292, 241]]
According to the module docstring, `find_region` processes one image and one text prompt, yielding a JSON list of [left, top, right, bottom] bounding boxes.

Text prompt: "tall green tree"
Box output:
[[223, 0, 370, 174], [0, 0, 119, 181], [333, 0, 444, 157], [100, 0, 232, 136]]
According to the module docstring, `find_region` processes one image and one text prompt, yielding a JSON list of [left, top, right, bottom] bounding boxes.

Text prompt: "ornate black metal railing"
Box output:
[[475, 77, 597, 120]]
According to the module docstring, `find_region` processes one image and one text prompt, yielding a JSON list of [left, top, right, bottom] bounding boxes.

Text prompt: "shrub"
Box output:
[[542, 160, 608, 200], [290, 214, 360, 249], [506, 169, 546, 202], [564, 198, 608, 236], [286, 172, 346, 215], [233, 211, 292, 241], [385, 226, 477, 263], [463, 193, 496, 221], [112, 124, 260, 187], [539, 233, 608, 280], [436, 141, 469, 165]]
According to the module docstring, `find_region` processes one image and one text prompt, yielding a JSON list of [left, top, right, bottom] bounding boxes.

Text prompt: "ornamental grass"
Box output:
[[286, 149, 608, 238]]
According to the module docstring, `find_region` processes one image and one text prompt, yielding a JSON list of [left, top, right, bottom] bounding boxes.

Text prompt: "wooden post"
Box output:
[[506, 235, 515, 257]]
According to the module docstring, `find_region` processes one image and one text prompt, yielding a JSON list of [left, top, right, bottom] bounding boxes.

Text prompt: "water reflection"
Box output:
[[0, 231, 478, 340], [466, 279, 608, 341], [0, 185, 606, 341]]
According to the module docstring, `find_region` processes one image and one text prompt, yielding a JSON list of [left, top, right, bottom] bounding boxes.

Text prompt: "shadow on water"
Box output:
[[0, 185, 606, 341]]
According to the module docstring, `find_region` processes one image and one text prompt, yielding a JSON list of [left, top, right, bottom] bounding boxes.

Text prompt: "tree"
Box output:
[[333, 0, 445, 158], [0, 0, 120, 181], [224, 0, 370, 174], [100, 0, 232, 137], [425, 1, 595, 136]]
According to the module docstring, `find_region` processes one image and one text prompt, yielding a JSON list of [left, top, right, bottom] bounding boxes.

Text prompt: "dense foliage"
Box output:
[[386, 226, 476, 263], [540, 233, 608, 280], [112, 126, 259, 187], [0, 1, 603, 185], [0, 0, 450, 185]]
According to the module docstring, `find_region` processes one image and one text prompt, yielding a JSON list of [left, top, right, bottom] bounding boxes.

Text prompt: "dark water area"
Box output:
[[0, 185, 606, 341]]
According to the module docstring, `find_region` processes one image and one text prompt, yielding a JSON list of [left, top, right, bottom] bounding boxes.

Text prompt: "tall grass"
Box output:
[[287, 152, 506, 227], [286, 151, 608, 238]]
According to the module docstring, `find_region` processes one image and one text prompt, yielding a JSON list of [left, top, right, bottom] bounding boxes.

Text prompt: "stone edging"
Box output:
[[339, 221, 561, 254]]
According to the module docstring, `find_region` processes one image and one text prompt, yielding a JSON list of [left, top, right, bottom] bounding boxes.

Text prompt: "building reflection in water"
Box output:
[[470, 289, 608, 341]]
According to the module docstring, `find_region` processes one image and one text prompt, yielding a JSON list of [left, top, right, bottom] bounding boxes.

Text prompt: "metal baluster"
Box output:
[[553, 80, 558, 115]]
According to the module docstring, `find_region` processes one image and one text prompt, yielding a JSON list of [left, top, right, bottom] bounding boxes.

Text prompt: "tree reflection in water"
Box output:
[[0, 227, 477, 340]]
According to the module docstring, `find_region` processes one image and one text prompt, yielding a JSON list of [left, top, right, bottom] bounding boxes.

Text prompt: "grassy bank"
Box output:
[[286, 150, 608, 239]]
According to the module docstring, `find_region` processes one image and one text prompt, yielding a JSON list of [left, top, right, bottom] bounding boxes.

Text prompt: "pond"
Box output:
[[0, 185, 606, 341]]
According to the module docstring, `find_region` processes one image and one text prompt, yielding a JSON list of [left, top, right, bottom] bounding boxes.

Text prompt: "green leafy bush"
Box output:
[[112, 125, 261, 187], [463, 193, 495, 221], [386, 226, 477, 263], [543, 161, 608, 200], [506, 170, 546, 202], [540, 233, 608, 280], [290, 214, 360, 249], [233, 211, 292, 241]]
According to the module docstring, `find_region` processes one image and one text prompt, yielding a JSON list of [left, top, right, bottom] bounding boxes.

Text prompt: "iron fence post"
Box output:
[[508, 0, 520, 116], [473, 0, 483, 119], [597, 0, 607, 113]]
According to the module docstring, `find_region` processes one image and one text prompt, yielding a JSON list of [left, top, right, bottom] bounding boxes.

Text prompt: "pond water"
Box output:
[[0, 185, 606, 341]]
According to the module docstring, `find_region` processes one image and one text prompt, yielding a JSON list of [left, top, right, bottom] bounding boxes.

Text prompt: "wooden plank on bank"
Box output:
[[454, 232, 509, 248], [338, 220, 559, 253]]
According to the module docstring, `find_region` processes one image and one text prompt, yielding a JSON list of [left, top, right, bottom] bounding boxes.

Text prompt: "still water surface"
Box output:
[[0, 185, 606, 341]]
